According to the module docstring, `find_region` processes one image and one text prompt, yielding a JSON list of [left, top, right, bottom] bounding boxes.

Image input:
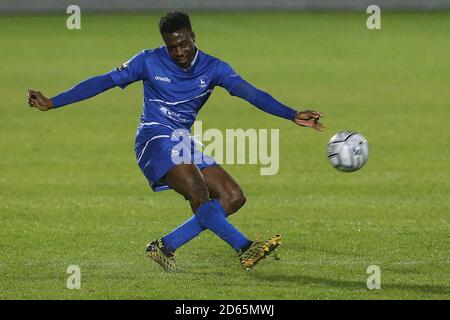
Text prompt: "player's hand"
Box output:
[[294, 110, 324, 131], [27, 89, 54, 111]]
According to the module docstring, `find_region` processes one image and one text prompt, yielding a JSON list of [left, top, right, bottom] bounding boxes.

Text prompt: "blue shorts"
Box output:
[[135, 123, 217, 192]]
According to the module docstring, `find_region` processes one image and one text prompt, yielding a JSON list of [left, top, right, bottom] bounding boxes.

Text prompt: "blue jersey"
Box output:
[[110, 46, 240, 133]]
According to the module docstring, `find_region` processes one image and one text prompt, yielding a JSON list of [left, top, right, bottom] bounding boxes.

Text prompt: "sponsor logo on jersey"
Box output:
[[155, 76, 172, 83], [159, 106, 190, 123]]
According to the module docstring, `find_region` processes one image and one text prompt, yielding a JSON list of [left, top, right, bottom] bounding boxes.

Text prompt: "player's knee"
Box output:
[[222, 188, 246, 215], [186, 182, 210, 209]]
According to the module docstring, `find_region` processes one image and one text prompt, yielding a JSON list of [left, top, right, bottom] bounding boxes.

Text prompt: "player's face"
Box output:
[[163, 28, 196, 69]]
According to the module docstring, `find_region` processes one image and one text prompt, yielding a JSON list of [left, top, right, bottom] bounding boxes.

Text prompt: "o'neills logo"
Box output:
[[155, 76, 172, 83]]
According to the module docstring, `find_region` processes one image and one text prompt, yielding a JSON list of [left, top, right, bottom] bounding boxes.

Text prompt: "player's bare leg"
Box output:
[[201, 165, 246, 216], [164, 164, 211, 211]]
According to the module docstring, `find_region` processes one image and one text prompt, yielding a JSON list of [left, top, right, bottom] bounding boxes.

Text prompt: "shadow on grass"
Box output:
[[250, 273, 449, 296]]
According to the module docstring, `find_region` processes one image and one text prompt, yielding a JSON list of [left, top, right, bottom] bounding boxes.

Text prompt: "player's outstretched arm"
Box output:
[[226, 78, 324, 131], [27, 73, 117, 111]]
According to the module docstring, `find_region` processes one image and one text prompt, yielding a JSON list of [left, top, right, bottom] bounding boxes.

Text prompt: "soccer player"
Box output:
[[27, 12, 324, 271]]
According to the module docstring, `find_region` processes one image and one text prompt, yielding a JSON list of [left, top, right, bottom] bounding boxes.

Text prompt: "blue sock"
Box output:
[[162, 214, 206, 252], [195, 199, 251, 251], [162, 199, 250, 252]]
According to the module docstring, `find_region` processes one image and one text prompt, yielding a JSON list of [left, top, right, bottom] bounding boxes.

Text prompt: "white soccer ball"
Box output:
[[327, 131, 369, 172]]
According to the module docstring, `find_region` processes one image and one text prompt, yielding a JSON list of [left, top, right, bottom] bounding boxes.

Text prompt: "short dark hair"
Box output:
[[159, 12, 192, 35]]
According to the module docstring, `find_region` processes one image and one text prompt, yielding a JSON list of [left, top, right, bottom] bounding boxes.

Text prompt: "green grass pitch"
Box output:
[[0, 12, 449, 299]]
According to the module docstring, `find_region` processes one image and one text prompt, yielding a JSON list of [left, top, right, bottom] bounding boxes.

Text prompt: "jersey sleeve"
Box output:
[[215, 61, 243, 93], [51, 73, 116, 108], [215, 61, 297, 121], [110, 50, 147, 89]]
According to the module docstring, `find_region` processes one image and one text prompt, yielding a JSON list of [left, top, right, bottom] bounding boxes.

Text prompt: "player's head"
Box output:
[[159, 11, 196, 69]]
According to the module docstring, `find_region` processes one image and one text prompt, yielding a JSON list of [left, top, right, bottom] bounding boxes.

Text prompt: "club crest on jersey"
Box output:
[[198, 76, 208, 88]]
